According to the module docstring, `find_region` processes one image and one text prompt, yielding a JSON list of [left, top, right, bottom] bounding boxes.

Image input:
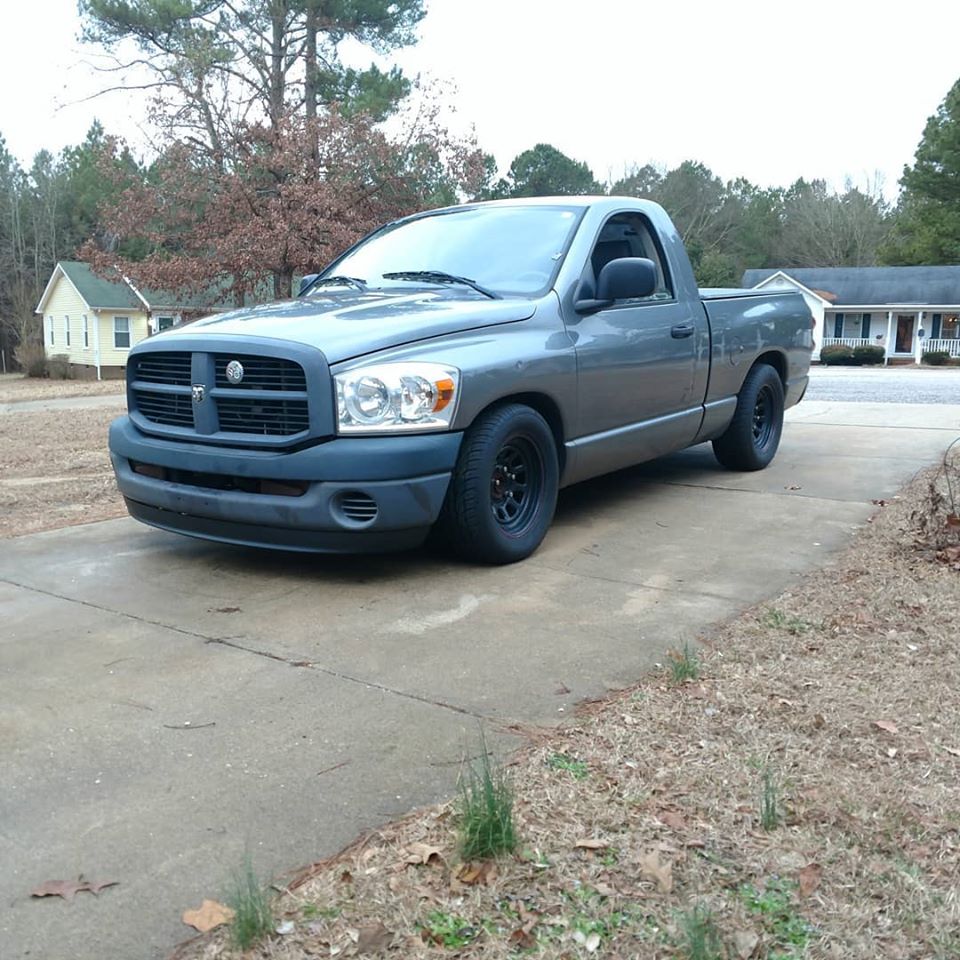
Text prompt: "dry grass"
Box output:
[[0, 373, 125, 404], [0, 405, 126, 537], [174, 464, 960, 960]]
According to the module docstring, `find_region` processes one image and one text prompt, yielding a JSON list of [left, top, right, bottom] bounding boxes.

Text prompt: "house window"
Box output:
[[114, 316, 130, 349], [833, 313, 844, 338], [942, 314, 960, 339], [48, 316, 54, 346], [64, 315, 70, 347], [157, 316, 176, 332], [83, 315, 89, 349], [861, 313, 871, 339]]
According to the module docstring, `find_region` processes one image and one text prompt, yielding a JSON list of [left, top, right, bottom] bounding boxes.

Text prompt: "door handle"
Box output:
[[671, 322, 695, 339]]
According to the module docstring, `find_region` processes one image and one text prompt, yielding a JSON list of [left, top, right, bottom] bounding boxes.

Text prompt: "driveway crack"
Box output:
[[0, 576, 495, 723]]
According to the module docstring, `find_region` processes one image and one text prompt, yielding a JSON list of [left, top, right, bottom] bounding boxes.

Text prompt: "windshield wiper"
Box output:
[[381, 270, 501, 300], [308, 275, 367, 292]]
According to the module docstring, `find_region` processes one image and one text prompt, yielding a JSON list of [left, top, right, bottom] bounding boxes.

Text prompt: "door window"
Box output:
[[586, 213, 673, 302]]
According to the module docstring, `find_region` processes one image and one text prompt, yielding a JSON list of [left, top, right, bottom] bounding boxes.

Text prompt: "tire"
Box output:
[[712, 363, 784, 471], [437, 403, 559, 564]]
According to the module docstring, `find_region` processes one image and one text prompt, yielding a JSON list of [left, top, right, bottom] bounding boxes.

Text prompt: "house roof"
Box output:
[[36, 261, 236, 314], [742, 266, 960, 306]]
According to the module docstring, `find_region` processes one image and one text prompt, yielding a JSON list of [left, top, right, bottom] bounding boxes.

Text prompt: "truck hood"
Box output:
[[161, 289, 536, 364]]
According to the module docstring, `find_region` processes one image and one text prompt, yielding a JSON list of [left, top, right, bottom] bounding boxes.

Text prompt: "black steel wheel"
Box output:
[[712, 363, 784, 471], [437, 403, 559, 564]]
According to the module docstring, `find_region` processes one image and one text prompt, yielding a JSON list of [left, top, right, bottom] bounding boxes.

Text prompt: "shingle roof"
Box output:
[[51, 261, 235, 312], [742, 266, 960, 306], [59, 261, 144, 310]]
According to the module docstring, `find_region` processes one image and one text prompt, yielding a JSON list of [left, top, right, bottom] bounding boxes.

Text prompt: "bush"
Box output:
[[852, 344, 885, 365], [923, 350, 951, 366], [47, 354, 72, 379], [13, 341, 48, 377], [819, 344, 855, 365]]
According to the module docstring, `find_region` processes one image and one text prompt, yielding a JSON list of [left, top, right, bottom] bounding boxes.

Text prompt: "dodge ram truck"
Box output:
[[109, 197, 813, 564]]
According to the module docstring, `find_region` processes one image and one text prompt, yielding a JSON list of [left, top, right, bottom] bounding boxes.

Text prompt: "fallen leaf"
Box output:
[[946, 514, 960, 527], [584, 931, 601, 952], [508, 928, 537, 950], [31, 879, 94, 901], [339, 869, 353, 883], [733, 928, 760, 958], [798, 862, 823, 898], [873, 720, 899, 735], [356, 921, 392, 954], [182, 899, 235, 932], [639, 850, 673, 893], [944, 747, 960, 757], [659, 810, 686, 831], [575, 838, 608, 850], [276, 919, 295, 935], [403, 843, 442, 866], [456, 860, 497, 885], [887, 748, 898, 758]]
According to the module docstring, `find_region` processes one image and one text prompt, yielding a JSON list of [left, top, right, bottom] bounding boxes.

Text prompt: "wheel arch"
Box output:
[[470, 391, 567, 475], [752, 349, 787, 388]]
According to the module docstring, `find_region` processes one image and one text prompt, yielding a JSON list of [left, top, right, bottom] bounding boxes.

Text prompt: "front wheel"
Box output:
[[712, 363, 784, 471], [437, 403, 559, 564]]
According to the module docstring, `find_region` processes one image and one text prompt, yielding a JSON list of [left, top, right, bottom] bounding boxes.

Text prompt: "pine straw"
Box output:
[[0, 406, 125, 537], [178, 467, 960, 960]]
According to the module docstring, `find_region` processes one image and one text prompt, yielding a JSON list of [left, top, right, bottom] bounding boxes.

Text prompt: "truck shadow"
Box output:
[[154, 444, 723, 583]]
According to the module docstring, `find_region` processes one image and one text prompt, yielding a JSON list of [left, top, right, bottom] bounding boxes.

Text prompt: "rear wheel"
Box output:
[[437, 403, 559, 564], [712, 363, 784, 471]]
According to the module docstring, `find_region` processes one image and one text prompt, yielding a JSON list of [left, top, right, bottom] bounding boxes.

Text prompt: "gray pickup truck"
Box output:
[[109, 197, 813, 564]]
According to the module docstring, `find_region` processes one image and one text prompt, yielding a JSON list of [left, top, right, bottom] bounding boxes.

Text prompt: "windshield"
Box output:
[[315, 205, 583, 298]]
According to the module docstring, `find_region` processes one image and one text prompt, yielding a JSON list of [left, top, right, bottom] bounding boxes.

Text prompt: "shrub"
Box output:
[[13, 341, 48, 377], [819, 344, 854, 365], [852, 344, 885, 365], [46, 354, 72, 379], [923, 350, 951, 366]]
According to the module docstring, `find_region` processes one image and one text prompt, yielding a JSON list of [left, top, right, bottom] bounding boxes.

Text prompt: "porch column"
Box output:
[[885, 310, 893, 366], [914, 310, 925, 365]]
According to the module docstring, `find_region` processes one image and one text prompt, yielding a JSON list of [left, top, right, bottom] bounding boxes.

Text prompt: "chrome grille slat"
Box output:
[[133, 389, 194, 428]]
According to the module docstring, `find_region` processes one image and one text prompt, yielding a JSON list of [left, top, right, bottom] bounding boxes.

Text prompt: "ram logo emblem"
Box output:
[[191, 384, 205, 403], [225, 360, 245, 385]]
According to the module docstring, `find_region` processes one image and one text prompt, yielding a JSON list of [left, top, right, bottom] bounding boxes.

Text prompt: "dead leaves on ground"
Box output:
[[798, 862, 823, 898], [181, 899, 235, 932], [31, 878, 118, 901]]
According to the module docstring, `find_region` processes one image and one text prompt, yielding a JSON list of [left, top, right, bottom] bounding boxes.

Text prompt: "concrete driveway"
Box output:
[[2, 398, 959, 960]]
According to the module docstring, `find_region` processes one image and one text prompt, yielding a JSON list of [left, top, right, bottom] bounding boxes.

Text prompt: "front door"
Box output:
[[896, 315, 914, 353]]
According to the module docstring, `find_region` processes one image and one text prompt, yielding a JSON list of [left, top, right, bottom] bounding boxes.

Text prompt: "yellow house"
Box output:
[[35, 262, 230, 379]]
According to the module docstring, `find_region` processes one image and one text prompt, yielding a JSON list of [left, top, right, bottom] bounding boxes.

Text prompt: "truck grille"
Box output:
[[133, 389, 195, 428], [216, 397, 310, 436], [130, 349, 313, 442], [214, 355, 306, 391], [135, 352, 192, 386]]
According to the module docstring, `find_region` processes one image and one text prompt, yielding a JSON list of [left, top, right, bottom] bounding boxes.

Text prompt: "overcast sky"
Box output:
[[1, 0, 957, 200]]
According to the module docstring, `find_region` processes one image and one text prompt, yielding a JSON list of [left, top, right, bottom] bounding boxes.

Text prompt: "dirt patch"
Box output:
[[174, 466, 960, 960], [0, 405, 127, 538], [0, 373, 125, 404]]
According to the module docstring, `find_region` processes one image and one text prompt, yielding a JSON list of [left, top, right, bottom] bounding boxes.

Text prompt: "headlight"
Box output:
[[335, 362, 460, 433]]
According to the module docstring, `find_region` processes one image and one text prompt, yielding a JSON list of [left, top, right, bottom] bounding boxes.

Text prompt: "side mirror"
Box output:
[[597, 257, 657, 302], [298, 273, 319, 296]]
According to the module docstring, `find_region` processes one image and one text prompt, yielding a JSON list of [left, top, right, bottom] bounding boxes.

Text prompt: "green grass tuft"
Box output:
[[227, 855, 274, 950], [457, 730, 517, 860], [760, 768, 780, 831], [545, 752, 590, 779], [762, 608, 811, 635], [669, 642, 700, 683], [679, 902, 724, 960]]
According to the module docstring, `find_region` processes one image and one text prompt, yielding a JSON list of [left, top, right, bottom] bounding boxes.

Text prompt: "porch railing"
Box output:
[[923, 338, 960, 358], [820, 337, 874, 350]]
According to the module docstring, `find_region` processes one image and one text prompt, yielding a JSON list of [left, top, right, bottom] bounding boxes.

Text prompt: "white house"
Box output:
[[743, 266, 960, 363]]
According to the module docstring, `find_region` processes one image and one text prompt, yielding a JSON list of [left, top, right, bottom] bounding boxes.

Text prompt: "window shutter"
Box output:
[[833, 313, 844, 338], [931, 313, 942, 339], [861, 313, 871, 338]]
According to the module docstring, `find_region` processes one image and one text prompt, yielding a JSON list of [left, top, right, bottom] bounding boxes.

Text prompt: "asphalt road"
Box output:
[[806, 365, 960, 404], [3, 399, 960, 960]]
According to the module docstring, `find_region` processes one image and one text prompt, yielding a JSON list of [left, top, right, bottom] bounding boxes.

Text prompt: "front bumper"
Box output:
[[109, 416, 462, 553]]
